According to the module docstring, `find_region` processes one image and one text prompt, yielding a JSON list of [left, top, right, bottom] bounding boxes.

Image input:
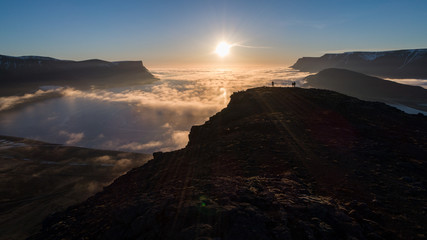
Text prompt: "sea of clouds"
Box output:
[[0, 67, 425, 153], [0, 67, 309, 153]]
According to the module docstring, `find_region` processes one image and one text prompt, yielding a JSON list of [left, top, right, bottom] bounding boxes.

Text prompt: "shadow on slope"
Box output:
[[303, 68, 427, 112], [31, 87, 426, 240]]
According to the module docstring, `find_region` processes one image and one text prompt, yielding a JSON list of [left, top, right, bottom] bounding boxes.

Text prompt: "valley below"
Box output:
[[29, 87, 427, 240], [0, 64, 426, 239]]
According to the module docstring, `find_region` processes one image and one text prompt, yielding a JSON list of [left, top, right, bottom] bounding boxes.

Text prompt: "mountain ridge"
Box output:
[[302, 68, 427, 112], [0, 54, 156, 96], [291, 49, 427, 79], [30, 87, 427, 240]]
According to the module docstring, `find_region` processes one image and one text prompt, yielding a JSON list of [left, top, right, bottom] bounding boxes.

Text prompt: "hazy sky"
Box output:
[[1, 0, 426, 66]]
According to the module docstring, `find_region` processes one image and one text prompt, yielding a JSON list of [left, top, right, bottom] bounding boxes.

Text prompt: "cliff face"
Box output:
[[303, 68, 427, 112], [0, 55, 156, 95], [291, 49, 427, 79], [30, 88, 427, 240]]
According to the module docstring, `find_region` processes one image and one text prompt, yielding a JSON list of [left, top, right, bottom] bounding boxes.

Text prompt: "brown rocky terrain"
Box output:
[[30, 87, 427, 239]]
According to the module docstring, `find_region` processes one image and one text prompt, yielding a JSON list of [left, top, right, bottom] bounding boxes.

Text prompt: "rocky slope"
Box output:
[[291, 49, 427, 79], [30, 87, 426, 240], [0, 55, 156, 96], [0, 136, 151, 240], [303, 68, 427, 112]]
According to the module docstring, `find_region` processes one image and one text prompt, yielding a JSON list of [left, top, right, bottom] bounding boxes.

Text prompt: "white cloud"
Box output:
[[0, 68, 313, 153], [118, 141, 163, 151], [113, 158, 133, 172], [171, 130, 189, 149], [92, 155, 114, 164], [0, 89, 63, 111], [60, 67, 311, 111], [59, 130, 85, 145], [4, 67, 427, 154]]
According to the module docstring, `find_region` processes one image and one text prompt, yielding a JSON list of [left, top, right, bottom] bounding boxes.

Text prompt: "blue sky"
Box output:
[[1, 0, 426, 66]]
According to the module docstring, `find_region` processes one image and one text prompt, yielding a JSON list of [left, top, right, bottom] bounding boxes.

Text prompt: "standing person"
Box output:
[[272, 81, 274, 87]]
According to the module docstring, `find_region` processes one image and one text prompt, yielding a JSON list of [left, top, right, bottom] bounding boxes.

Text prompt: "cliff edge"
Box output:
[[31, 87, 427, 240], [0, 55, 156, 96]]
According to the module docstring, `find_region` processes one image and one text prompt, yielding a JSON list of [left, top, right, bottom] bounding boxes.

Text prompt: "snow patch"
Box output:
[[399, 50, 423, 69], [359, 52, 385, 61], [18, 56, 57, 61]]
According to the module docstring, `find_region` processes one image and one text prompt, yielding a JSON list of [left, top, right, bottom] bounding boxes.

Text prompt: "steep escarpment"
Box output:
[[0, 55, 156, 96], [303, 68, 427, 112], [31, 87, 427, 240], [291, 49, 427, 79]]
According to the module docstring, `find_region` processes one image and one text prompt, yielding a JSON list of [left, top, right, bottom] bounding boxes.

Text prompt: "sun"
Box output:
[[215, 41, 231, 57]]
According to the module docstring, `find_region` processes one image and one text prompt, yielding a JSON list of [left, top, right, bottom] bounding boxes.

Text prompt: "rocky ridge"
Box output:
[[30, 87, 427, 240], [303, 68, 427, 112], [291, 49, 427, 79], [0, 54, 156, 96]]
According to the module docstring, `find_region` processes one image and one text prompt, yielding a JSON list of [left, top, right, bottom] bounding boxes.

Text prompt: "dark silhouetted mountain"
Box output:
[[303, 68, 427, 112], [0, 54, 156, 96], [0, 136, 151, 240], [30, 87, 427, 240], [291, 49, 427, 79]]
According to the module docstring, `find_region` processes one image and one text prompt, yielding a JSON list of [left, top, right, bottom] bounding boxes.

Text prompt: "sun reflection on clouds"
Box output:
[[2, 67, 425, 153], [0, 67, 311, 153]]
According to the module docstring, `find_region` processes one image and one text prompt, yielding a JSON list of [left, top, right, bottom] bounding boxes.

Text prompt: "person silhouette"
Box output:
[[272, 81, 274, 87], [292, 82, 296, 87]]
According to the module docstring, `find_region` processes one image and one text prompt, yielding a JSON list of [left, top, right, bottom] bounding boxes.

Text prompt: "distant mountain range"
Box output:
[[0, 54, 156, 96], [303, 68, 427, 112], [291, 49, 427, 79], [30, 87, 427, 240]]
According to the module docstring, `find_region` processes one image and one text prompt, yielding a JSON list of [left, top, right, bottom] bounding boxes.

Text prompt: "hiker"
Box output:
[[292, 82, 296, 87], [272, 81, 274, 87]]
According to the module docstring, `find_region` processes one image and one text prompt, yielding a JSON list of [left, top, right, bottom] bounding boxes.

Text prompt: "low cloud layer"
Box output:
[[2, 67, 424, 153], [59, 130, 85, 145], [0, 89, 64, 111]]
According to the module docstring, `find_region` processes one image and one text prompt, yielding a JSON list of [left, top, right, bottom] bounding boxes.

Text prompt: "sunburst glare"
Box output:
[[215, 42, 232, 57]]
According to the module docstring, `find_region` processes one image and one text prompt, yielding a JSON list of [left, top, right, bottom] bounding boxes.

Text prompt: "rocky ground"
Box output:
[[30, 87, 426, 239]]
